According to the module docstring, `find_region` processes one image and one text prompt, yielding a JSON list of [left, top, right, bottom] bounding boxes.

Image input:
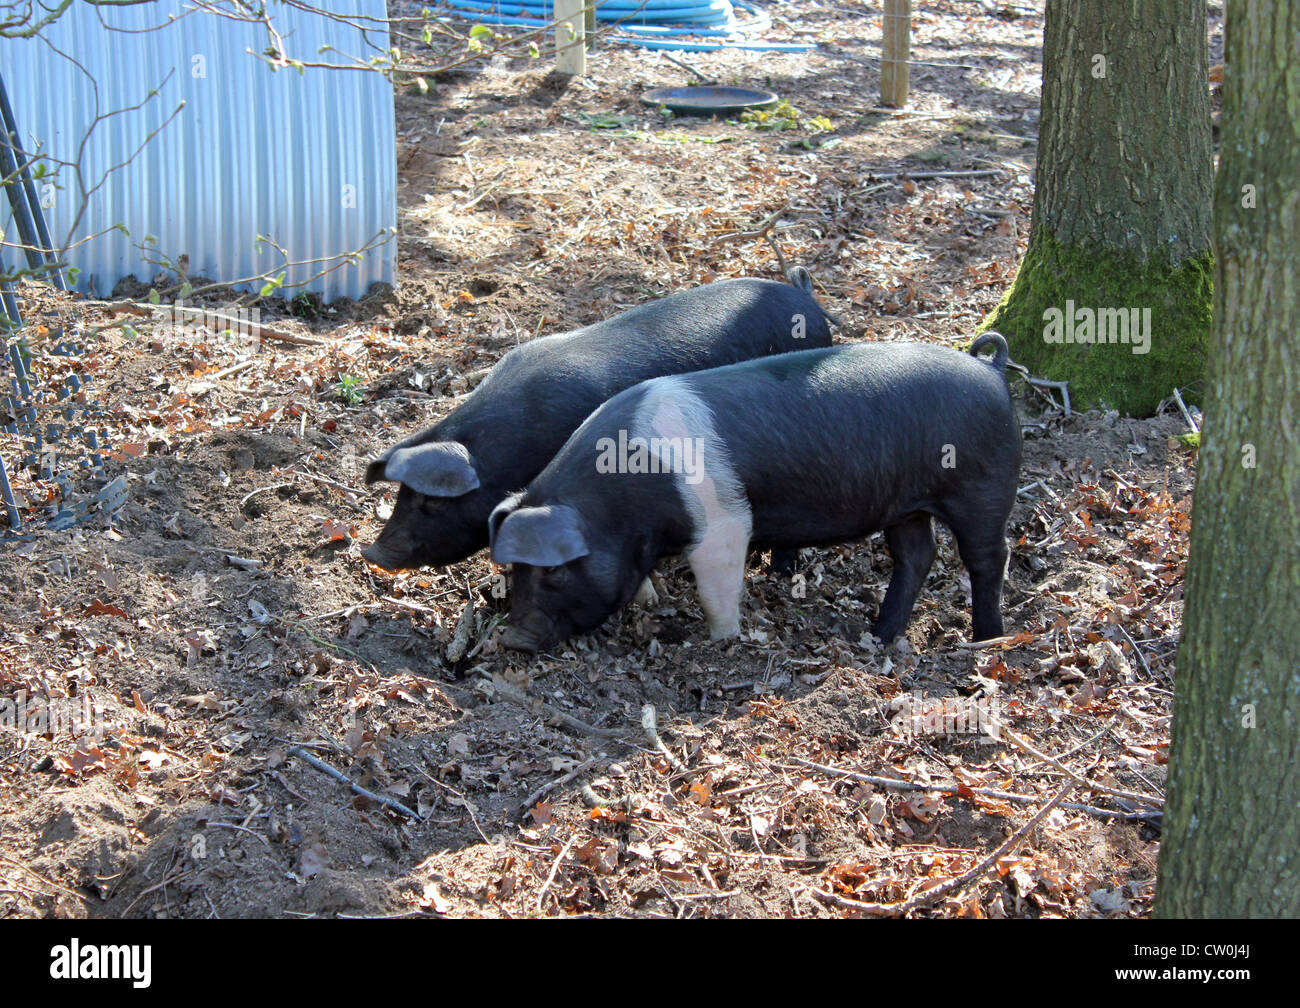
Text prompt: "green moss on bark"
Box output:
[[981, 234, 1212, 415]]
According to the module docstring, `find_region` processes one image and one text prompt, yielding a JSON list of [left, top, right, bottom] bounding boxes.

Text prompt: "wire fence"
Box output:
[[1, 70, 120, 535]]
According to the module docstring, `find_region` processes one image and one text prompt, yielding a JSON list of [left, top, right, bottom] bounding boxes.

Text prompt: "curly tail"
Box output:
[[969, 331, 1009, 370]]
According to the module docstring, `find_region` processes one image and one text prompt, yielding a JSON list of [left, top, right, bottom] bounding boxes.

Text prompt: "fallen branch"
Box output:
[[1171, 387, 1200, 434], [1025, 376, 1072, 416], [987, 720, 1163, 808], [488, 679, 625, 739], [444, 601, 476, 663], [782, 757, 1159, 823], [809, 780, 1074, 916], [381, 595, 441, 619], [288, 746, 421, 820], [895, 168, 1002, 181], [581, 783, 635, 812]]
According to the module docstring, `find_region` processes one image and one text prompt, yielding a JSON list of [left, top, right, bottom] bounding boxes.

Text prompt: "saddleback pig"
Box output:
[[490, 335, 1021, 652], [363, 275, 833, 569]]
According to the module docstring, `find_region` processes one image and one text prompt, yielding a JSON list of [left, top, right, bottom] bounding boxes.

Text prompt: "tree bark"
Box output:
[[1157, 0, 1300, 918], [983, 0, 1213, 415]]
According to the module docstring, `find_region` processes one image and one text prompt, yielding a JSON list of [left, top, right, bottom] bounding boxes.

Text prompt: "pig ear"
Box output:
[[488, 493, 524, 550], [491, 505, 590, 567], [383, 442, 480, 498]]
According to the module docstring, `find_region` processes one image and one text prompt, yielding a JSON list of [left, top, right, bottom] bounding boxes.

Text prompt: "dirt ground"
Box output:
[[1, 0, 1213, 917]]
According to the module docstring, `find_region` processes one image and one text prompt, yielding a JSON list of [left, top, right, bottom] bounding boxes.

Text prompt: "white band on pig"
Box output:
[[637, 378, 751, 640]]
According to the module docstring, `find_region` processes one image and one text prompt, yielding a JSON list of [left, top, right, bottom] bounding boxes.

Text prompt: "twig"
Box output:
[[288, 747, 420, 820], [164, 303, 326, 346], [207, 821, 270, 844], [122, 868, 192, 917], [765, 232, 790, 281], [809, 780, 1075, 916], [953, 634, 1025, 650], [238, 483, 294, 510], [291, 468, 361, 498], [0, 856, 89, 904], [1170, 387, 1200, 433], [987, 720, 1163, 808], [536, 835, 577, 912], [381, 595, 441, 619], [1115, 623, 1155, 681], [519, 756, 601, 814], [642, 703, 687, 773], [225, 555, 264, 571], [1025, 377, 1072, 416], [896, 169, 1001, 181], [711, 200, 794, 246], [207, 359, 255, 382], [660, 51, 713, 83], [850, 181, 894, 198], [489, 679, 625, 739], [782, 758, 1158, 823]]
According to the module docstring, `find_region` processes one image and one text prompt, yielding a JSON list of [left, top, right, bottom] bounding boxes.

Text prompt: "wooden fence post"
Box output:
[[881, 0, 912, 108], [555, 0, 586, 76]]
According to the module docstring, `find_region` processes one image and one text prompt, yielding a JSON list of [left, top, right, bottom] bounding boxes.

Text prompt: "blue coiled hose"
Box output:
[[437, 0, 814, 52]]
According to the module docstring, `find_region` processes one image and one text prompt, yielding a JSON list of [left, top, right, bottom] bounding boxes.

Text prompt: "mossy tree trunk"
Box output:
[[983, 0, 1213, 416], [1156, 0, 1300, 918]]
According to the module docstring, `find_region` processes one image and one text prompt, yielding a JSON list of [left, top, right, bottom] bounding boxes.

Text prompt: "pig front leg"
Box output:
[[873, 513, 938, 644], [688, 515, 751, 639]]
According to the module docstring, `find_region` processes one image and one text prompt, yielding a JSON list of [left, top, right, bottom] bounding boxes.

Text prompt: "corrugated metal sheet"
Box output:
[[1, 1, 396, 301]]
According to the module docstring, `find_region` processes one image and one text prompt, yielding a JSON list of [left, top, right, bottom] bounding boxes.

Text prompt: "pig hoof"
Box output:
[[872, 625, 903, 646], [707, 620, 741, 641], [633, 578, 659, 608]]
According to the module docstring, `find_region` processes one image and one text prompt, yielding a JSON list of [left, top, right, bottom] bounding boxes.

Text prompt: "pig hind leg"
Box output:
[[947, 513, 1009, 641], [872, 512, 937, 643]]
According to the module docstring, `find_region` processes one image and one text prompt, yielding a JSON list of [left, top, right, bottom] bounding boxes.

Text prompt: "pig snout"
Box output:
[[500, 578, 568, 652], [500, 611, 560, 653], [362, 532, 415, 571], [500, 623, 544, 652], [363, 491, 423, 570]]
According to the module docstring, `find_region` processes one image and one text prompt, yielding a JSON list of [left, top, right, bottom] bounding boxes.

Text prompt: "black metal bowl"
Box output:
[[640, 85, 779, 115]]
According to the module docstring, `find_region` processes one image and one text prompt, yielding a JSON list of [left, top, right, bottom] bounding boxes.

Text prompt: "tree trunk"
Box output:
[[1156, 0, 1300, 918], [983, 0, 1213, 416]]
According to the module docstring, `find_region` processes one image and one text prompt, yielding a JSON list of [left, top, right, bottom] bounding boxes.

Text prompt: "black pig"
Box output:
[[490, 336, 1021, 651], [363, 276, 833, 569]]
